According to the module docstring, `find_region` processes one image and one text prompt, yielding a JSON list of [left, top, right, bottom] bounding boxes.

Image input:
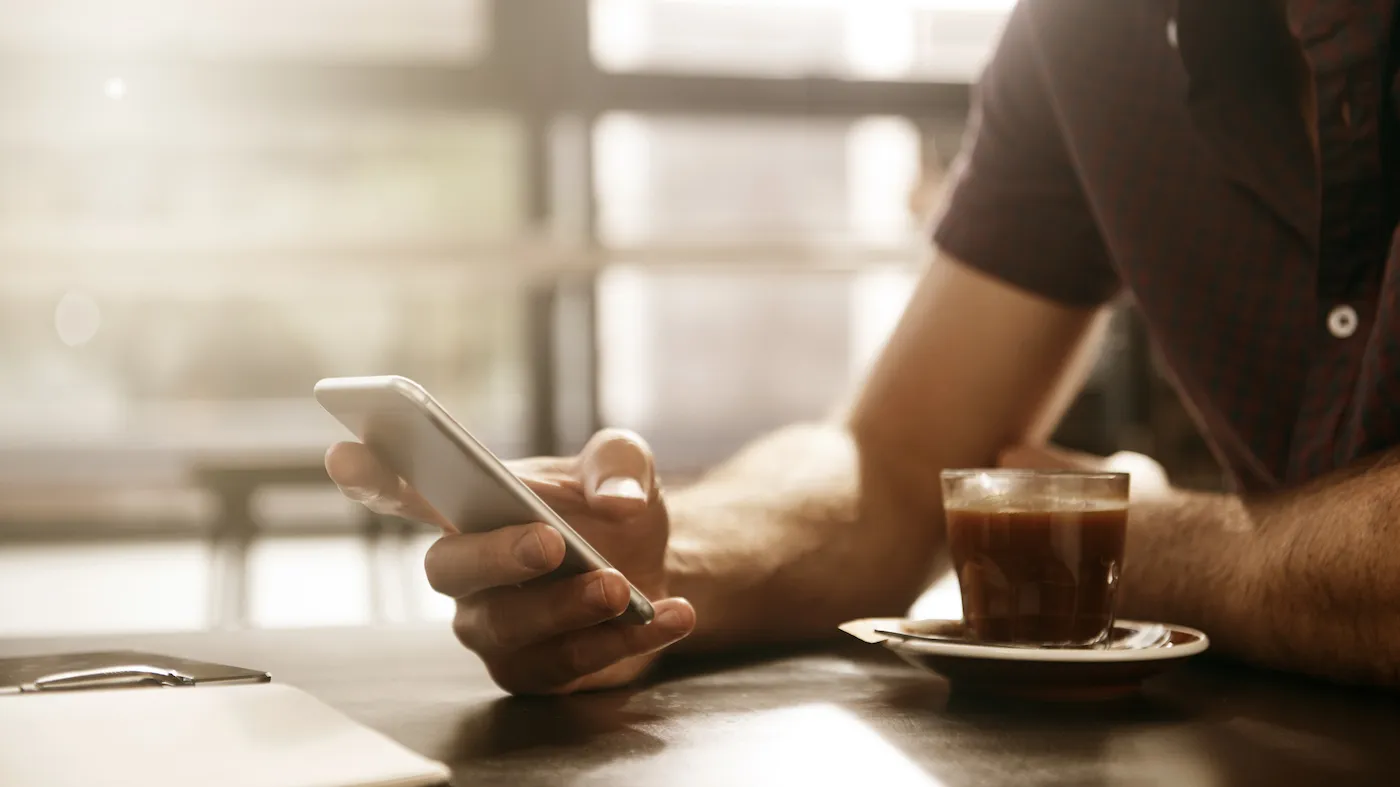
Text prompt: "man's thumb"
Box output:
[[579, 428, 655, 508]]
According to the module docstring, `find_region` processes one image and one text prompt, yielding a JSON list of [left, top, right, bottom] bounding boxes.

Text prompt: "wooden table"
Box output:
[[3, 626, 1398, 786]]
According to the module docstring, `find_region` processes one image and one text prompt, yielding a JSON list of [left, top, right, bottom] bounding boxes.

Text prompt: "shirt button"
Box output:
[[1166, 18, 1179, 49], [1327, 305, 1358, 338]]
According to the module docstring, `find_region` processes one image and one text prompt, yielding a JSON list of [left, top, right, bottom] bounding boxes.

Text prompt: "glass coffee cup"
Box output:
[[941, 469, 1130, 647]]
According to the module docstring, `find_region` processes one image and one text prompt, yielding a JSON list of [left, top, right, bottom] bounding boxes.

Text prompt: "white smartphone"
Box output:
[[314, 375, 655, 624]]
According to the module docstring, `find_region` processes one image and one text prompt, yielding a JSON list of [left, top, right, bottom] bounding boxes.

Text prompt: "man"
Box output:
[[327, 0, 1400, 694]]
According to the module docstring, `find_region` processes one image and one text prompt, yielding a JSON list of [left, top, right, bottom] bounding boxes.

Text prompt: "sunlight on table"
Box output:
[[595, 703, 945, 786]]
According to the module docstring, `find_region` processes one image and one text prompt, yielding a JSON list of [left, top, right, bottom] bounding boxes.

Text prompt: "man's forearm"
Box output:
[[663, 423, 946, 650], [1122, 452, 1400, 686]]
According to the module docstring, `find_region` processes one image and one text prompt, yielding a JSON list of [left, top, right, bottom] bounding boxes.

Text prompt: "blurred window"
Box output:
[[598, 265, 920, 473], [0, 0, 489, 62], [591, 107, 935, 473], [0, 265, 529, 453], [0, 541, 210, 635], [0, 532, 457, 636], [248, 536, 372, 628], [0, 105, 529, 452], [0, 110, 524, 250], [594, 113, 923, 246], [591, 0, 1012, 82]]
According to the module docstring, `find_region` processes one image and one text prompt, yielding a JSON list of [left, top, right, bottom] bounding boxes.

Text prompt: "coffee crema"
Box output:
[[946, 505, 1127, 646]]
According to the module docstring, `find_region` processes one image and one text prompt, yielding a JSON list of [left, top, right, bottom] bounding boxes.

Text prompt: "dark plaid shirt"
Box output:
[[934, 0, 1400, 492]]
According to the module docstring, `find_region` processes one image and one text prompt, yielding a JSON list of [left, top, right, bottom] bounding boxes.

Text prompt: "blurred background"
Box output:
[[0, 0, 1219, 637]]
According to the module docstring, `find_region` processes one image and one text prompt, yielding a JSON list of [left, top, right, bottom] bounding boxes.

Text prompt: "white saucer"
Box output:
[[841, 617, 1210, 701]]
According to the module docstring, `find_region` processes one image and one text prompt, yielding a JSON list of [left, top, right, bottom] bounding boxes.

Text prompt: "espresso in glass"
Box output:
[[941, 470, 1129, 647]]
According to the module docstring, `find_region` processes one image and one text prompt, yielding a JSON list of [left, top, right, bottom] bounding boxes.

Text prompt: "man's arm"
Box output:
[[1119, 462, 1400, 686], [665, 252, 1110, 648], [999, 441, 1400, 686]]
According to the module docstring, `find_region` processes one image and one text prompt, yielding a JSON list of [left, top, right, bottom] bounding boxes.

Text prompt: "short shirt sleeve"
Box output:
[[932, 1, 1119, 308]]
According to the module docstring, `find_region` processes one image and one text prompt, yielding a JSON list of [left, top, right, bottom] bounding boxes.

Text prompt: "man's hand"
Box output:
[[325, 429, 696, 695]]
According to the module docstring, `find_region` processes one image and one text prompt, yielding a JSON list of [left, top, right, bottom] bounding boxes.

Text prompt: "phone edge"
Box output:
[[316, 376, 657, 625]]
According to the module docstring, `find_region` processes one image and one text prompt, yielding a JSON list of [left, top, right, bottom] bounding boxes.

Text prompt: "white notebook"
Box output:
[[0, 681, 451, 787]]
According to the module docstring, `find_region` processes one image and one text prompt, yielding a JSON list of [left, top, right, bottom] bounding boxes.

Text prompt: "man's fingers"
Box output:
[[424, 523, 566, 598], [577, 429, 656, 515], [325, 442, 452, 529], [495, 598, 695, 693], [454, 569, 632, 652]]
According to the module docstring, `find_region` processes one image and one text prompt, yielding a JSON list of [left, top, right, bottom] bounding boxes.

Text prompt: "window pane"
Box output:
[[0, 265, 530, 455], [248, 535, 372, 628], [591, 0, 1011, 82], [594, 114, 922, 246], [0, 0, 489, 62], [0, 110, 524, 250], [597, 265, 919, 474], [0, 105, 530, 454], [0, 540, 210, 636]]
